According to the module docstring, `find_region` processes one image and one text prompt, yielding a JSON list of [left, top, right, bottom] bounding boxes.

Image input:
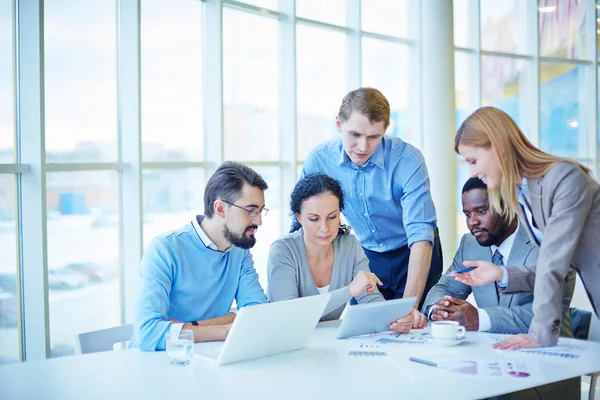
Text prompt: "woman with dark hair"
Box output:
[[267, 173, 426, 330]]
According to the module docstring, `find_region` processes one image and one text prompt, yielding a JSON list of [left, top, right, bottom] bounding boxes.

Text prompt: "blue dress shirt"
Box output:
[[301, 136, 437, 252]]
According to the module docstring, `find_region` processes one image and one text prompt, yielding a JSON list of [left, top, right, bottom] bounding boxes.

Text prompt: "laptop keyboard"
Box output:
[[194, 345, 222, 361]]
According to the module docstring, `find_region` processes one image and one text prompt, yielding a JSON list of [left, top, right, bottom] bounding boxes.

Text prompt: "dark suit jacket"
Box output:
[[422, 226, 536, 334], [501, 162, 600, 345]]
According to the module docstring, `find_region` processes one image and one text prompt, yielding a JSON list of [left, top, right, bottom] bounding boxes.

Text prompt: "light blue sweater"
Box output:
[[131, 219, 268, 351]]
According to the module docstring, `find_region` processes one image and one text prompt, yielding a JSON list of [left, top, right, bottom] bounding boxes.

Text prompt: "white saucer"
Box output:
[[422, 333, 466, 347]]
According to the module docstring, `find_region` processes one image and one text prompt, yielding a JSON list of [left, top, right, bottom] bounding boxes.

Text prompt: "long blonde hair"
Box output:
[[455, 106, 591, 223]]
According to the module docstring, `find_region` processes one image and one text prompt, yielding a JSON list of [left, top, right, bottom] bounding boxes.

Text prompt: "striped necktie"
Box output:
[[492, 250, 504, 303]]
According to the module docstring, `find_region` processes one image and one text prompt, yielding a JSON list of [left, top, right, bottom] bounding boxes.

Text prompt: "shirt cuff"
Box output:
[[496, 266, 508, 287], [427, 305, 435, 320], [169, 322, 184, 338], [477, 308, 491, 332]]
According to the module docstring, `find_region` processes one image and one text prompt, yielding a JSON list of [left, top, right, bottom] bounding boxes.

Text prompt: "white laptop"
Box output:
[[194, 294, 331, 366], [335, 297, 416, 339]]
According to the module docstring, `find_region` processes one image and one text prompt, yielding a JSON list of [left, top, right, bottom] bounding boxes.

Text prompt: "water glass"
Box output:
[[166, 329, 194, 366]]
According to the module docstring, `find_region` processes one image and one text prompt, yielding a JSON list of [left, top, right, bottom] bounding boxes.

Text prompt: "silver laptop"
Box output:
[[336, 297, 416, 339], [194, 294, 331, 366]]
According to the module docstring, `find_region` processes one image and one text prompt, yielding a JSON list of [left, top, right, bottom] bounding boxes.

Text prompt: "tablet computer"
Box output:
[[335, 297, 417, 339]]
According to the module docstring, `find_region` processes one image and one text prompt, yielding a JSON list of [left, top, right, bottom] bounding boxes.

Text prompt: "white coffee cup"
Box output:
[[430, 321, 466, 341]]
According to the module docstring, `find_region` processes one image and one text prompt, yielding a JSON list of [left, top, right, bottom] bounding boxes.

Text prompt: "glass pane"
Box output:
[[598, 0, 600, 60], [481, 56, 529, 130], [539, 0, 587, 59], [540, 63, 587, 158], [361, 0, 409, 37], [236, 0, 278, 10], [455, 162, 471, 244], [296, 0, 346, 26], [296, 25, 346, 161], [480, 0, 529, 54], [141, 0, 203, 162], [455, 52, 476, 130], [453, 0, 471, 48], [223, 10, 279, 161], [247, 166, 281, 290], [47, 171, 120, 358], [0, 175, 19, 365], [44, 0, 118, 162], [0, 1, 14, 160], [142, 168, 205, 247], [362, 38, 410, 140]]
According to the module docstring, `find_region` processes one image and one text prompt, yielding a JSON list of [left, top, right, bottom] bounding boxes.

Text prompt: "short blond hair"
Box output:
[[455, 106, 591, 223]]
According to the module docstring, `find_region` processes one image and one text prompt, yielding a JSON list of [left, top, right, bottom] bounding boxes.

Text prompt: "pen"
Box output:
[[409, 357, 439, 368], [454, 266, 476, 274]]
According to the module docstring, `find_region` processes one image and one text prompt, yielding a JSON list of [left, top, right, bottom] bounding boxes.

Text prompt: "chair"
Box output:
[[588, 314, 600, 400], [78, 324, 133, 355]]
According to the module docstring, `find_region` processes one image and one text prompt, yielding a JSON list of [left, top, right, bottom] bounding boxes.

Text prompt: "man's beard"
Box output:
[[223, 224, 258, 249]]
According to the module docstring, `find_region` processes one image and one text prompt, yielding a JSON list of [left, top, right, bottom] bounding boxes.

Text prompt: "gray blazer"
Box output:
[[266, 230, 384, 320], [422, 226, 536, 334], [501, 162, 600, 345]]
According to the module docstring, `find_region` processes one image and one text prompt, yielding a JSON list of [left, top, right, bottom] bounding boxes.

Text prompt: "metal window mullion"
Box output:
[[347, 0, 360, 90], [222, 0, 283, 20], [44, 162, 129, 172], [527, 0, 540, 147], [15, 0, 50, 361], [0, 164, 31, 173], [204, 0, 224, 176], [279, 0, 296, 236], [117, 0, 143, 325], [586, 0, 598, 172]]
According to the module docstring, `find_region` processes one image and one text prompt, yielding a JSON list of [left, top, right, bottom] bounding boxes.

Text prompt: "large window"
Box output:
[[141, 0, 204, 162], [480, 0, 529, 54], [46, 171, 120, 357], [0, 0, 18, 366], [481, 56, 529, 129], [142, 168, 206, 247], [296, 0, 346, 26], [296, 24, 347, 161], [361, 0, 409, 37], [0, 175, 18, 364], [223, 9, 279, 161], [44, 0, 118, 162], [540, 63, 587, 158], [0, 0, 13, 160], [362, 39, 411, 139]]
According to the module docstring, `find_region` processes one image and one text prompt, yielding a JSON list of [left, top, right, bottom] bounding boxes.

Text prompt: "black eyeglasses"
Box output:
[[221, 200, 269, 218]]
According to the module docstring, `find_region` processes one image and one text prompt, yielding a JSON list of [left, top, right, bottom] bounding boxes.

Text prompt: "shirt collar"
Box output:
[[192, 215, 230, 252], [490, 221, 519, 263], [335, 137, 386, 170]]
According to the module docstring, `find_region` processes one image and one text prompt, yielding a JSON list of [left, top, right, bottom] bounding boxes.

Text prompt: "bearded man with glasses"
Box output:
[[131, 161, 270, 351]]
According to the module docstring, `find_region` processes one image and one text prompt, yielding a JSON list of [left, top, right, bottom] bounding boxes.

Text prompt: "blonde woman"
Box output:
[[452, 106, 600, 350]]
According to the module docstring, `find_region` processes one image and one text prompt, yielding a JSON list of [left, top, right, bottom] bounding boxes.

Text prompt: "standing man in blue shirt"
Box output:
[[132, 161, 269, 351], [301, 88, 442, 309]]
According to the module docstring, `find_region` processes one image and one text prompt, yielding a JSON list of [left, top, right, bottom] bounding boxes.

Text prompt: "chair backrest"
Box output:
[[78, 324, 133, 355], [588, 313, 600, 343]]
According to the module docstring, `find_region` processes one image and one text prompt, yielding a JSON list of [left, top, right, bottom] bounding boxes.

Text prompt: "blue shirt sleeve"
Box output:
[[235, 251, 268, 308], [398, 152, 436, 247], [134, 238, 175, 351]]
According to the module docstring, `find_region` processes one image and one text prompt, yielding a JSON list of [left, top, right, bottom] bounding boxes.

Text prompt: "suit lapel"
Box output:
[[500, 226, 532, 307], [528, 177, 546, 231]]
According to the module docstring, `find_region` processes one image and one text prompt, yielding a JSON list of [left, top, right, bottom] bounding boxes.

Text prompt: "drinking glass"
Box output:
[[166, 329, 194, 366]]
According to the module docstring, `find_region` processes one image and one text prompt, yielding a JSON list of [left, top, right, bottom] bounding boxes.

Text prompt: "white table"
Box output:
[[2, 322, 600, 400]]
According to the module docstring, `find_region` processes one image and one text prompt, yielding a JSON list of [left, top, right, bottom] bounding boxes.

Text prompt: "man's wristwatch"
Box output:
[[191, 321, 198, 326]]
